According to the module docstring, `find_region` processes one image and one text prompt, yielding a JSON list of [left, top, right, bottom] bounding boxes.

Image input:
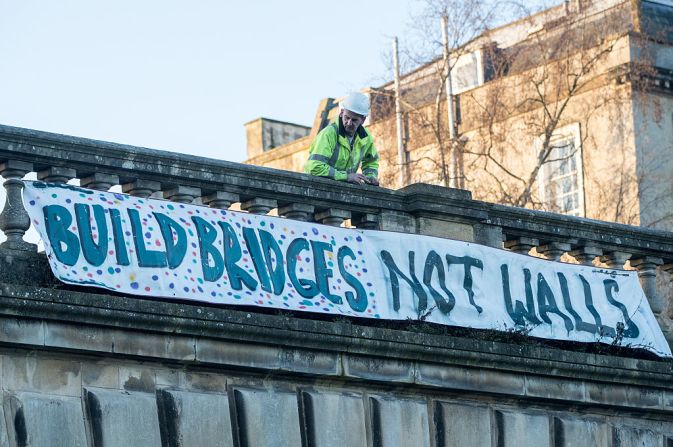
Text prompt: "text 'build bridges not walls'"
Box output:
[[23, 181, 672, 357]]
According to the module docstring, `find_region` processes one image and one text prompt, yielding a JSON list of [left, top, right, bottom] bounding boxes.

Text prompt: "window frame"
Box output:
[[449, 49, 484, 95], [535, 123, 586, 217]]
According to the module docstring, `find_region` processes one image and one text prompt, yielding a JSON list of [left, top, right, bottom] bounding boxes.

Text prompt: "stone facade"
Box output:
[[244, 117, 310, 159], [244, 0, 673, 230]]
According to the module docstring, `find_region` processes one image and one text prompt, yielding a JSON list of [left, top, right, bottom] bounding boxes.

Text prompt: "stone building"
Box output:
[[244, 0, 673, 229], [244, 117, 310, 159]]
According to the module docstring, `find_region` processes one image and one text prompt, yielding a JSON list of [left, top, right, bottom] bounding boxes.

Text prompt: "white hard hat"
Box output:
[[341, 91, 370, 116]]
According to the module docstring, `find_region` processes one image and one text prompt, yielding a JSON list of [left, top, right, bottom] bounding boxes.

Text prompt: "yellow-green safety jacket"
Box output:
[[304, 118, 379, 181]]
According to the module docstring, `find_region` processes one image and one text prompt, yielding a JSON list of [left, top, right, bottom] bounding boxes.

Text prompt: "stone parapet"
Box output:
[[2, 123, 673, 334]]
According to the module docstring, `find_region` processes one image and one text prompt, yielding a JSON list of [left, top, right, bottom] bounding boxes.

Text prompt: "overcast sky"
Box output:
[[0, 1, 424, 163]]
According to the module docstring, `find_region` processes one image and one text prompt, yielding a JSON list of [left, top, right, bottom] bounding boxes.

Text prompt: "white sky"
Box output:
[[0, 1, 422, 163]]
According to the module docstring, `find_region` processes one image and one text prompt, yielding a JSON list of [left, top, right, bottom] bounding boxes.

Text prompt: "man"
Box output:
[[304, 92, 379, 186]]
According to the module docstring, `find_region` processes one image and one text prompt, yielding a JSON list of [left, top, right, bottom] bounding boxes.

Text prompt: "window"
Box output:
[[450, 50, 484, 94], [537, 124, 585, 216]]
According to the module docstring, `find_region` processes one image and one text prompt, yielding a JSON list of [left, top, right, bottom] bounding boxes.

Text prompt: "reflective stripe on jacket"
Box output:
[[304, 118, 379, 181]]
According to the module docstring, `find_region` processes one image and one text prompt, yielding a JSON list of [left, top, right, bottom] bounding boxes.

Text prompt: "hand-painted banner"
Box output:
[[23, 181, 671, 357]]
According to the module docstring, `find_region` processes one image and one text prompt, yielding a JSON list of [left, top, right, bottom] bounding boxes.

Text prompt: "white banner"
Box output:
[[23, 181, 671, 357]]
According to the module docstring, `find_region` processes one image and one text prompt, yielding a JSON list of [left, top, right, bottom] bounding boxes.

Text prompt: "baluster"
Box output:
[[569, 244, 603, 266], [0, 161, 35, 251], [241, 197, 277, 215], [315, 208, 351, 227], [661, 262, 673, 319], [37, 166, 76, 184], [537, 241, 571, 262], [351, 212, 379, 230], [504, 237, 539, 255], [80, 173, 119, 191], [202, 191, 239, 209], [600, 251, 632, 270], [163, 186, 201, 204], [278, 203, 315, 222], [122, 179, 161, 198], [630, 256, 664, 315]]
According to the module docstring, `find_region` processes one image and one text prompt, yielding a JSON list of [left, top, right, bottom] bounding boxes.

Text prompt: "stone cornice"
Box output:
[[1, 283, 671, 395]]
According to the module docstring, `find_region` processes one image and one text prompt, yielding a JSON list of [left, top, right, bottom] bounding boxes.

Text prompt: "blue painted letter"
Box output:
[[128, 209, 167, 268], [43, 205, 80, 266], [154, 212, 187, 269], [192, 216, 224, 282], [218, 222, 258, 291], [108, 209, 130, 266], [74, 204, 108, 267]]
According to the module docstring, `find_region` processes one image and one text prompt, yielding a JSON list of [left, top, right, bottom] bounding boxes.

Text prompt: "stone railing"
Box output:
[[0, 123, 672, 342]]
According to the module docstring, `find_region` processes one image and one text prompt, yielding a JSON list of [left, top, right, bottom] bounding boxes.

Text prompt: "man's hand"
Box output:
[[365, 177, 379, 186], [347, 173, 368, 185]]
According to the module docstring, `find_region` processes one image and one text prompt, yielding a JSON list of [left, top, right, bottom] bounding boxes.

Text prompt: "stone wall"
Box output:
[[0, 284, 672, 446]]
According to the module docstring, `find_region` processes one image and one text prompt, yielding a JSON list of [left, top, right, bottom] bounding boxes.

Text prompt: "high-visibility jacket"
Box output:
[[304, 118, 379, 181]]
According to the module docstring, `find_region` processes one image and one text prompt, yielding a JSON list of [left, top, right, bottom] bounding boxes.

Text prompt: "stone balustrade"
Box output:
[[1, 123, 673, 339]]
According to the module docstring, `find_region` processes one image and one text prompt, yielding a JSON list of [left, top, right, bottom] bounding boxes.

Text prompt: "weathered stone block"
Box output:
[[234, 388, 302, 447], [0, 317, 44, 346], [378, 210, 416, 233], [301, 390, 366, 447], [0, 249, 52, 286], [416, 216, 474, 242], [279, 348, 341, 376], [435, 402, 491, 447], [155, 369, 180, 387], [196, 338, 340, 375], [496, 410, 551, 447], [625, 386, 663, 409], [2, 355, 81, 396], [664, 391, 673, 411], [0, 395, 9, 447], [585, 382, 629, 407], [473, 223, 504, 248], [85, 387, 162, 447], [343, 355, 414, 383], [613, 426, 663, 447], [554, 417, 609, 447], [0, 318, 44, 346], [119, 366, 156, 392], [118, 331, 195, 362], [416, 364, 525, 396], [113, 330, 164, 357], [5, 392, 87, 447], [45, 321, 114, 353], [195, 339, 281, 370], [525, 375, 585, 402], [157, 389, 233, 447], [166, 336, 196, 361], [182, 372, 227, 393], [370, 396, 430, 447], [82, 362, 119, 389]]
